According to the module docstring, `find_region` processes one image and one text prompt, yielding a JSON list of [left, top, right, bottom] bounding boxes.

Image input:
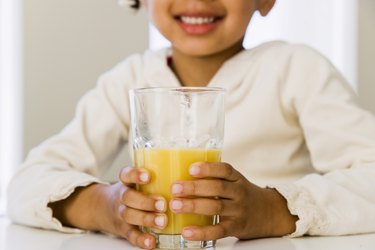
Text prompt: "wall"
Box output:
[[244, 0, 358, 90], [358, 0, 375, 113], [0, 0, 22, 213], [23, 0, 148, 171]]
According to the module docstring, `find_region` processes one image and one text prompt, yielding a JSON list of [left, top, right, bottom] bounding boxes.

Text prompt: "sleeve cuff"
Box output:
[[40, 177, 109, 233], [268, 183, 327, 237]]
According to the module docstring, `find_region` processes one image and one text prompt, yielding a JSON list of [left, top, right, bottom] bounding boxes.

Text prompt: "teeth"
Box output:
[[180, 16, 215, 25]]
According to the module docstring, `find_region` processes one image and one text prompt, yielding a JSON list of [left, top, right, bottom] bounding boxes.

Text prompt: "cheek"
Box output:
[[230, 9, 254, 33], [224, 15, 252, 41], [147, 2, 171, 35], [228, 2, 256, 26]]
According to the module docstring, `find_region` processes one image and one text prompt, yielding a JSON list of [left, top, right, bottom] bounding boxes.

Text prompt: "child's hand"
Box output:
[[169, 162, 298, 241], [104, 166, 167, 249], [49, 167, 165, 249]]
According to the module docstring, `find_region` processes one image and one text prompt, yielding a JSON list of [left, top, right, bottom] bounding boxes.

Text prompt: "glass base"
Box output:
[[154, 234, 215, 249]]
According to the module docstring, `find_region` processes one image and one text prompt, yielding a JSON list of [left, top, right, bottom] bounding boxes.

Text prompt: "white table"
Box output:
[[1, 216, 374, 250]]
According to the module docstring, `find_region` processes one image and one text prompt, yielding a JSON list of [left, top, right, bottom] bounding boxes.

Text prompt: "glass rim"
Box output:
[[129, 86, 225, 95]]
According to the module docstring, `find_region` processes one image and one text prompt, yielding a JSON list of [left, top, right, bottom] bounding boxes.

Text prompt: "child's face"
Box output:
[[142, 0, 274, 57]]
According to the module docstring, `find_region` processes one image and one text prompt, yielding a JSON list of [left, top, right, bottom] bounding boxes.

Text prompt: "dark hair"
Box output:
[[130, 0, 140, 9]]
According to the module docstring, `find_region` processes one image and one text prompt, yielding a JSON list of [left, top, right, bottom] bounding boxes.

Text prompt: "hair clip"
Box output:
[[118, 0, 140, 10]]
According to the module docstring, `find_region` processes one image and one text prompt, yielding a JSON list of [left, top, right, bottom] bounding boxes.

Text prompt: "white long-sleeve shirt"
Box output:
[[7, 41, 375, 237]]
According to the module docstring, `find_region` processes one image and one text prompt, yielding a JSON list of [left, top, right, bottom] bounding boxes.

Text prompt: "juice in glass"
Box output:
[[134, 148, 221, 234]]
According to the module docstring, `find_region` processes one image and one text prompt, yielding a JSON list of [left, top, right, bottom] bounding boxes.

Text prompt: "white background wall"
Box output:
[[0, 0, 22, 213], [245, 0, 358, 89]]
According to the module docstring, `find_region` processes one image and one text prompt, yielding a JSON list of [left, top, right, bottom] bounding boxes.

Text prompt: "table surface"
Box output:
[[1, 216, 375, 250]]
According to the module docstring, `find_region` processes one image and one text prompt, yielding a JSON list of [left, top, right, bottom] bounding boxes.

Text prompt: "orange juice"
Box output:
[[134, 148, 221, 234]]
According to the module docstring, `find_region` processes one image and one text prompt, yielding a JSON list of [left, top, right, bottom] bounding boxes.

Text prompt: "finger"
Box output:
[[171, 179, 235, 199], [122, 188, 167, 212], [170, 198, 235, 216], [181, 221, 233, 241], [119, 205, 168, 229], [119, 167, 150, 185], [117, 224, 155, 249], [189, 162, 241, 181]]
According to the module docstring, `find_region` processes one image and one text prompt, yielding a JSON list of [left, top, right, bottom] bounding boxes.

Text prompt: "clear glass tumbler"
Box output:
[[129, 87, 225, 249]]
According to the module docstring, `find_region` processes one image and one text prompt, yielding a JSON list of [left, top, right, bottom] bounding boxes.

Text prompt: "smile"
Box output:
[[175, 14, 222, 35], [180, 16, 216, 25]]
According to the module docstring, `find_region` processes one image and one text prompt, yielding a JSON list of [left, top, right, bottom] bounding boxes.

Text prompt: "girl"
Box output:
[[8, 0, 375, 249]]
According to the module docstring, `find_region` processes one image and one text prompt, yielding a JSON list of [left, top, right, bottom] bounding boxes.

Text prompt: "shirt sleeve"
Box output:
[[272, 45, 375, 237], [7, 69, 131, 232]]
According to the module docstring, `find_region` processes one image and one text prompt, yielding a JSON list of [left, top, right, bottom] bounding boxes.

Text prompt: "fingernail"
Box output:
[[189, 164, 200, 176], [139, 172, 149, 182], [144, 238, 151, 248], [172, 184, 183, 194], [183, 228, 194, 238], [155, 199, 165, 212], [155, 215, 165, 227], [171, 200, 183, 210]]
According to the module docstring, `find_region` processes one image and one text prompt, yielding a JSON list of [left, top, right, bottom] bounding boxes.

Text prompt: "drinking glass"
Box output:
[[129, 87, 225, 249]]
